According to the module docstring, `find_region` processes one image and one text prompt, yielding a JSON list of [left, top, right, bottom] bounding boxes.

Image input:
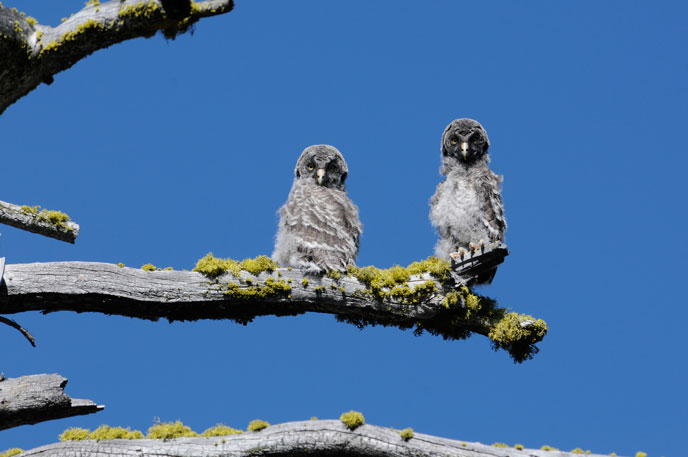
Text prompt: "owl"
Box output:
[[272, 145, 362, 274], [429, 118, 506, 284]]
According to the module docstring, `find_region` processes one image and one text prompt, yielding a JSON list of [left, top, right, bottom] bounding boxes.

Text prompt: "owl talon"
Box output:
[[450, 247, 469, 261]]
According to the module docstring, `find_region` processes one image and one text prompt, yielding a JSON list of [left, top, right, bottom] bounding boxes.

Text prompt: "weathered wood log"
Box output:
[[15, 419, 623, 457], [0, 374, 103, 431], [0, 0, 234, 115], [0, 251, 546, 362], [0, 200, 79, 243]]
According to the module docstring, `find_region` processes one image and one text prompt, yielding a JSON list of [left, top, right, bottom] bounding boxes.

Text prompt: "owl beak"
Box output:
[[461, 142, 469, 160], [316, 168, 326, 185]]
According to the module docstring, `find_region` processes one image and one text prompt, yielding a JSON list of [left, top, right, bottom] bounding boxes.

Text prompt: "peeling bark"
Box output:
[[0, 374, 103, 431], [0, 0, 235, 114], [17, 419, 622, 457]]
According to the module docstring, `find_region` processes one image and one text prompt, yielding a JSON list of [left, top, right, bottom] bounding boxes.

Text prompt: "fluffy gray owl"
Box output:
[[272, 145, 362, 273], [429, 118, 506, 284]]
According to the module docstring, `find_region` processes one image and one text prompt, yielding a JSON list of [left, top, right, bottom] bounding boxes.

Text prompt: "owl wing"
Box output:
[[476, 170, 506, 243], [278, 185, 361, 271]]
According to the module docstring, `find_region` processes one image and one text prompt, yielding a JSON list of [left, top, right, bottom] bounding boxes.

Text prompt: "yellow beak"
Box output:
[[316, 168, 325, 185]]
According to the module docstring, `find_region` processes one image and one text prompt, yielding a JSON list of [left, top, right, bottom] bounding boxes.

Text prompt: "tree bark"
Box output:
[[16, 419, 621, 457], [0, 245, 545, 362], [0, 0, 235, 115], [0, 200, 79, 243], [0, 374, 103, 431]]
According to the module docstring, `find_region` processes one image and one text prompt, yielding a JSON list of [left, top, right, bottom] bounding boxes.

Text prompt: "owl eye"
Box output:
[[450, 138, 458, 145], [308, 166, 314, 171]]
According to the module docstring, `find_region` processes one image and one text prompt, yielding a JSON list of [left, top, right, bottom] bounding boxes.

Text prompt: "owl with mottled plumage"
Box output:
[[429, 118, 506, 283], [272, 145, 362, 273]]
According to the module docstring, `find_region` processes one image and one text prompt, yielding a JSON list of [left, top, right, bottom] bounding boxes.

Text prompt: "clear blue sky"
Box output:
[[2, 1, 686, 456]]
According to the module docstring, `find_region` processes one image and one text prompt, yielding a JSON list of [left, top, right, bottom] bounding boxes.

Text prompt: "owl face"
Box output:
[[295, 145, 349, 191], [441, 118, 490, 166]]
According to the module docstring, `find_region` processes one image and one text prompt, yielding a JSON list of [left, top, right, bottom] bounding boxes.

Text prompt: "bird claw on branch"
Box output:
[[449, 242, 509, 284], [0, 251, 546, 362]]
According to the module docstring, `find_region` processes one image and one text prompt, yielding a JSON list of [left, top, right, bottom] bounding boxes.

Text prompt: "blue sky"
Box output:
[[1, 1, 687, 456]]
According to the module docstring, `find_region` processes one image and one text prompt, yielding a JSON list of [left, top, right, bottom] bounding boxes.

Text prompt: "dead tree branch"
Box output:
[[16, 419, 622, 457], [0, 315, 35, 346], [0, 374, 103, 431], [0, 247, 546, 362], [0, 200, 79, 243], [0, 0, 235, 114]]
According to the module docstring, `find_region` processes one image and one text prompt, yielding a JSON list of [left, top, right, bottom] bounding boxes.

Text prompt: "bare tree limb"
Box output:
[[0, 200, 79, 243], [0, 251, 547, 362], [0, 0, 235, 114], [0, 374, 103, 431], [16, 419, 623, 457], [0, 315, 35, 346]]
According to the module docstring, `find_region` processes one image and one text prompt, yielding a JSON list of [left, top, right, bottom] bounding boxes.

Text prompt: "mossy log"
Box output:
[[16, 419, 622, 457], [0, 0, 234, 115], [0, 374, 103, 431], [0, 250, 546, 362], [0, 200, 79, 243]]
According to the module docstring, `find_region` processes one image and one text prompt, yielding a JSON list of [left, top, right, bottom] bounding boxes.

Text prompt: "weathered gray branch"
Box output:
[[0, 200, 79, 243], [0, 246, 546, 362], [0, 0, 234, 114], [0, 374, 103, 431], [17, 419, 624, 457]]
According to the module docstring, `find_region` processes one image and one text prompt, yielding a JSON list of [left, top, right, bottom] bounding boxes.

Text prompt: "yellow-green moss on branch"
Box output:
[[0, 200, 79, 243]]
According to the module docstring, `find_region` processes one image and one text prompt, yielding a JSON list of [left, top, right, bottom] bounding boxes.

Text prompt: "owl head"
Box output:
[[294, 144, 349, 191], [440, 118, 490, 173]]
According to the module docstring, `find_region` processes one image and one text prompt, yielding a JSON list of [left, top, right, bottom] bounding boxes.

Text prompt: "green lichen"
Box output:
[[488, 313, 548, 363], [310, 416, 318, 421], [147, 420, 198, 439], [635, 453, 647, 457], [117, 263, 125, 268], [339, 410, 364, 430], [541, 445, 558, 451], [347, 257, 451, 305], [201, 424, 243, 437], [399, 428, 413, 441], [492, 443, 510, 448], [223, 277, 291, 299], [19, 205, 72, 229], [405, 256, 452, 281], [141, 263, 157, 271], [0, 449, 23, 457], [240, 256, 278, 275], [59, 427, 90, 441], [20, 205, 39, 215], [571, 449, 585, 454], [118, 2, 161, 21], [515, 444, 524, 450], [327, 270, 342, 280], [89, 425, 143, 440], [193, 252, 236, 277], [25, 16, 37, 26], [302, 278, 309, 287], [247, 419, 269, 432], [40, 18, 106, 56], [85, 0, 100, 6], [193, 253, 277, 278]]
